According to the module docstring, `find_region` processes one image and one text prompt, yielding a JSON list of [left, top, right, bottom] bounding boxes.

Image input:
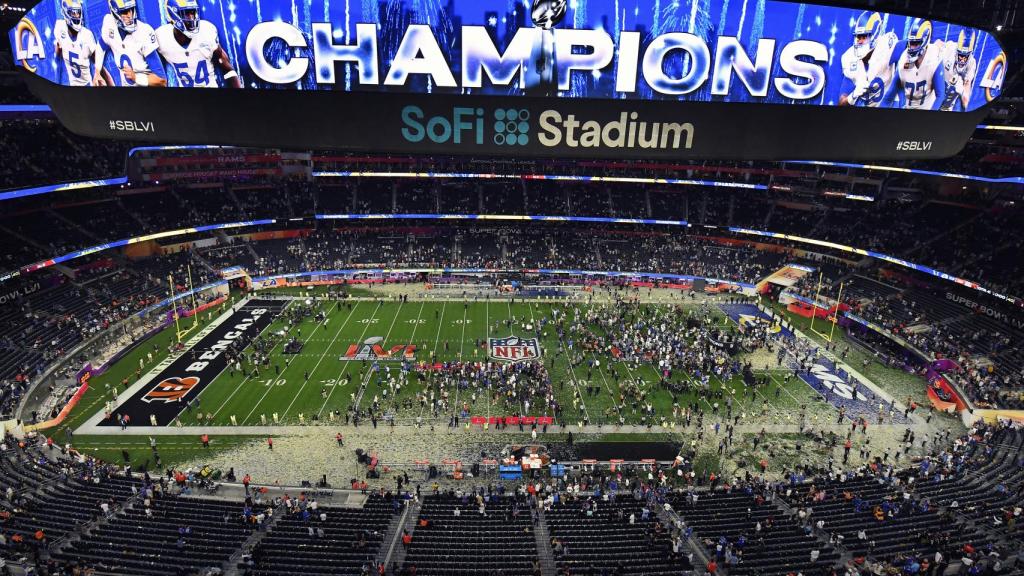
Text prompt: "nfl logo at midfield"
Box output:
[[489, 336, 541, 363]]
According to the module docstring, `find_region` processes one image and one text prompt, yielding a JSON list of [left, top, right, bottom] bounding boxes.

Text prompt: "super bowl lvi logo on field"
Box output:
[[488, 336, 541, 363], [341, 336, 416, 361]]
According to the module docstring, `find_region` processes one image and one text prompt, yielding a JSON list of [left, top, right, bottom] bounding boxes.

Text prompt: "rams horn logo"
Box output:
[[980, 52, 1006, 102], [14, 18, 45, 73], [142, 376, 201, 403]]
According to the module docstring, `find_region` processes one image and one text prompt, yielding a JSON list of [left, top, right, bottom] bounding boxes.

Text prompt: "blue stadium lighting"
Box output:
[[787, 161, 1024, 185], [0, 150, 1013, 204], [728, 227, 1021, 307], [975, 124, 1024, 131], [0, 104, 54, 115], [315, 214, 691, 227], [2, 219, 276, 282], [313, 171, 766, 189], [0, 176, 128, 201], [126, 145, 234, 158]]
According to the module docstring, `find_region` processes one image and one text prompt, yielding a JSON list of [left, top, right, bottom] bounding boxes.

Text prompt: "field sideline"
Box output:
[[38, 289, 959, 475], [73, 293, 839, 433]]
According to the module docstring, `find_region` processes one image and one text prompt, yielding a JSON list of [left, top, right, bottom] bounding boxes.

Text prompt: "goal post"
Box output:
[[809, 272, 843, 344], [169, 265, 201, 343]]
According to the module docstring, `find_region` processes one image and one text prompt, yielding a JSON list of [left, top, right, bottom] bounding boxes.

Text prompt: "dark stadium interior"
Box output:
[[1, 0, 1023, 575]]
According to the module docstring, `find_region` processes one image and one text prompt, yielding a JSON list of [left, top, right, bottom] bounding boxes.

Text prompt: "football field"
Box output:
[[83, 294, 836, 430]]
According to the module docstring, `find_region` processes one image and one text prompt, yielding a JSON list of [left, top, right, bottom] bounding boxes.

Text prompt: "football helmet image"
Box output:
[[955, 29, 976, 73], [852, 11, 883, 59], [166, 0, 201, 38], [61, 0, 84, 32], [905, 18, 932, 59], [109, 0, 138, 33]]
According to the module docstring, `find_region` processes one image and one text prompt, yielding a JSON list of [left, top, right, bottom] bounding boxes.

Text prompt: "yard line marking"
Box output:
[[452, 303, 468, 412], [530, 300, 590, 424], [485, 298, 490, 422], [526, 302, 554, 420], [574, 303, 620, 424], [236, 301, 338, 424], [280, 301, 362, 420], [431, 301, 446, 358], [316, 301, 382, 419], [393, 300, 425, 421], [206, 300, 299, 420], [414, 302, 448, 422], [406, 301, 426, 351], [764, 370, 814, 406]]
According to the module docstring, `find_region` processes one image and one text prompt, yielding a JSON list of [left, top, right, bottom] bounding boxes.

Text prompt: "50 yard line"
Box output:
[[417, 301, 446, 422]]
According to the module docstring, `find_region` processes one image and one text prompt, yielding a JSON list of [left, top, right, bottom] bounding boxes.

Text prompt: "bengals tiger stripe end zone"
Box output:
[[98, 299, 286, 426]]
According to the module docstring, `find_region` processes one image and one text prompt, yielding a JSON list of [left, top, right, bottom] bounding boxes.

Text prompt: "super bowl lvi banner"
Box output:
[[11, 0, 1006, 111]]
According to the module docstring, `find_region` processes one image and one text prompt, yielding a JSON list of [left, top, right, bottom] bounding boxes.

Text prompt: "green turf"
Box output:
[[43, 292, 944, 477], [49, 297, 240, 439], [79, 296, 841, 429], [68, 434, 262, 472], [60, 293, 933, 436], [769, 302, 932, 406]]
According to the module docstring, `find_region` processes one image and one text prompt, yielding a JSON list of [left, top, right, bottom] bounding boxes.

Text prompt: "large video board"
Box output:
[[11, 0, 1005, 110], [7, 0, 1007, 159]]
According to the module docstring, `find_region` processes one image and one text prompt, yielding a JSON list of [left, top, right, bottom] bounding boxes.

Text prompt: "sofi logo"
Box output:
[[400, 105, 693, 150], [401, 106, 531, 146]]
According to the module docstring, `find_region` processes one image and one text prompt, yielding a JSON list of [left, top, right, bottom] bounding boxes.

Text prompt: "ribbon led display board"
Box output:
[[9, 0, 1005, 159]]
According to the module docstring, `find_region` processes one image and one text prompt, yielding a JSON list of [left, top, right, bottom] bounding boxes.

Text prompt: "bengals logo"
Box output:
[[141, 376, 200, 403]]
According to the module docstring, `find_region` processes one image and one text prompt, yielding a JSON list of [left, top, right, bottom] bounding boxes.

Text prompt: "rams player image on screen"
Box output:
[[889, 19, 946, 110], [99, 0, 166, 86], [939, 30, 978, 111], [839, 11, 899, 107], [53, 0, 113, 86], [156, 0, 241, 88]]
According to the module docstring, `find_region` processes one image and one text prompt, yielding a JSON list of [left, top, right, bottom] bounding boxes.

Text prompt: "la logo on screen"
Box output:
[[13, 17, 45, 72]]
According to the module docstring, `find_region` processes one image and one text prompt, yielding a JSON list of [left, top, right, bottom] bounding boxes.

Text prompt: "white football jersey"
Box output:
[[939, 45, 977, 111], [54, 19, 99, 86], [99, 13, 159, 86], [155, 20, 221, 88], [840, 31, 898, 107], [896, 42, 943, 109]]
